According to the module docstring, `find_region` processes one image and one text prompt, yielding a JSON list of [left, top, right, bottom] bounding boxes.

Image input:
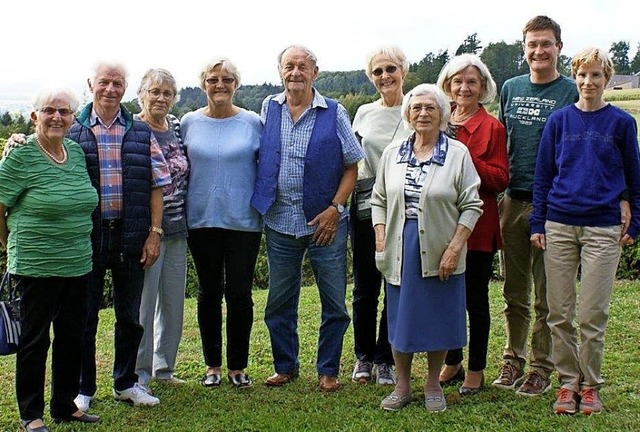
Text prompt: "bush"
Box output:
[[1, 229, 637, 305], [617, 241, 640, 279]]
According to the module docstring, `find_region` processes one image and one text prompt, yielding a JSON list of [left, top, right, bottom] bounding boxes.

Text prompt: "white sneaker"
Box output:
[[351, 359, 373, 383], [137, 382, 153, 395], [375, 363, 397, 385], [73, 394, 93, 412], [113, 383, 160, 406]]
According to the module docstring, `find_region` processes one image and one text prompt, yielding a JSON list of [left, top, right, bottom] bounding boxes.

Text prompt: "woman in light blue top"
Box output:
[[180, 57, 262, 389]]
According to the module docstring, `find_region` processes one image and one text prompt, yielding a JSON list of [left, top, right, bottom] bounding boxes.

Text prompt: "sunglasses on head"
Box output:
[[372, 65, 398, 76]]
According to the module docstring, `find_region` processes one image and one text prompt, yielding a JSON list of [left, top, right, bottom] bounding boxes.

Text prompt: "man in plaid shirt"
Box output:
[[69, 62, 171, 412]]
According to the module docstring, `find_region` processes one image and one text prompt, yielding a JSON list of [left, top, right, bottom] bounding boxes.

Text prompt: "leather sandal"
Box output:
[[201, 373, 222, 387], [229, 373, 253, 389], [20, 419, 50, 432]]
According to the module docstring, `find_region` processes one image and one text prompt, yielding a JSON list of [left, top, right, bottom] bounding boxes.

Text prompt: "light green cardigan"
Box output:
[[371, 134, 483, 285]]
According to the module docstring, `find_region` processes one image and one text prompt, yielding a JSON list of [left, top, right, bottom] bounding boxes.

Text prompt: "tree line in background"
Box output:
[[2, 34, 640, 291], [2, 34, 640, 132]]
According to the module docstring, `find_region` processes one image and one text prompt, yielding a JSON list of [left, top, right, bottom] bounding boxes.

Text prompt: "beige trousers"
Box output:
[[544, 221, 621, 391]]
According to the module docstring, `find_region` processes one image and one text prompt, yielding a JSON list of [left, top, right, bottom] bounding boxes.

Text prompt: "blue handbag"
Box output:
[[0, 272, 21, 355]]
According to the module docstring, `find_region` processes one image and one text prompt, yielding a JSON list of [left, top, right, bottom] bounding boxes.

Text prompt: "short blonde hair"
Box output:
[[199, 57, 241, 90], [364, 45, 409, 82], [401, 84, 451, 132], [436, 54, 497, 104], [571, 47, 615, 82]]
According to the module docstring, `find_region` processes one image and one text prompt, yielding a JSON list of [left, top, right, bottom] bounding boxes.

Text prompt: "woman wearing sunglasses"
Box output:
[[0, 87, 99, 431], [180, 58, 262, 390], [350, 45, 412, 387]]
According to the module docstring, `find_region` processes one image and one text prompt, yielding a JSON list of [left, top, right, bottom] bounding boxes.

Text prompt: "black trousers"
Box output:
[[445, 250, 494, 372], [15, 274, 88, 421], [188, 228, 261, 370], [79, 221, 146, 395], [349, 204, 393, 365]]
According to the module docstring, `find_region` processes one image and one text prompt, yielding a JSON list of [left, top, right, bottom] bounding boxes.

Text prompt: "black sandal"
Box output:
[[201, 373, 222, 387], [228, 373, 253, 389], [20, 419, 51, 432]]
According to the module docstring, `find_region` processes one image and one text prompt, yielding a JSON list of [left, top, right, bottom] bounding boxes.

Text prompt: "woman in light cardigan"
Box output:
[[371, 83, 482, 412]]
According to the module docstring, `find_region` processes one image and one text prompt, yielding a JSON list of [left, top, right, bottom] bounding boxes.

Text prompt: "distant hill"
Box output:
[[170, 69, 376, 117]]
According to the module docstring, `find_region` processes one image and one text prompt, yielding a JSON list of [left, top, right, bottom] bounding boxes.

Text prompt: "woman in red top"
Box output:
[[436, 54, 509, 395]]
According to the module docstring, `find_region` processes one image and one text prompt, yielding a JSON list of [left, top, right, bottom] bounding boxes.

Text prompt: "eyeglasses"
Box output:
[[410, 104, 439, 115], [372, 65, 398, 77], [205, 77, 235, 85], [40, 107, 74, 117], [524, 41, 558, 50], [148, 89, 174, 99]]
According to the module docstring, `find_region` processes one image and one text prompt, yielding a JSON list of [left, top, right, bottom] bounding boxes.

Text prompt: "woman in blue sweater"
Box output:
[[530, 47, 640, 416], [181, 58, 262, 389]]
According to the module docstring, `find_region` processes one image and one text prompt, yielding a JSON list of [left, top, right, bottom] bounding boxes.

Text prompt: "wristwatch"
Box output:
[[331, 201, 345, 214], [149, 226, 164, 236]]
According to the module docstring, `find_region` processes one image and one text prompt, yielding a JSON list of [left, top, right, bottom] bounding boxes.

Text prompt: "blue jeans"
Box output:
[[264, 218, 350, 377], [79, 220, 145, 395]]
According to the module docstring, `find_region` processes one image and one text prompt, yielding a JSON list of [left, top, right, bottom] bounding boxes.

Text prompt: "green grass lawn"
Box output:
[[1, 281, 639, 431]]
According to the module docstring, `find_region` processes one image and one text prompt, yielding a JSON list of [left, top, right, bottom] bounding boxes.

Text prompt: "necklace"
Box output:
[[451, 106, 479, 123], [36, 136, 67, 164]]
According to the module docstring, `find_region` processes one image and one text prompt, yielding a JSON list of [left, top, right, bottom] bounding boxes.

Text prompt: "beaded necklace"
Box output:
[[451, 106, 479, 123], [36, 135, 67, 164]]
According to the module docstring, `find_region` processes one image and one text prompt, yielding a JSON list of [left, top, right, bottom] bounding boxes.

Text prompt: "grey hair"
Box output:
[[365, 45, 410, 81], [401, 84, 451, 131], [277, 45, 318, 71], [90, 61, 128, 87], [31, 86, 80, 112], [137, 68, 180, 108], [436, 54, 497, 104], [199, 57, 242, 91]]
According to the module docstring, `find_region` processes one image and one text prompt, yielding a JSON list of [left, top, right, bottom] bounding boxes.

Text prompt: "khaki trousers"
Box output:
[[544, 221, 621, 391], [499, 195, 553, 376]]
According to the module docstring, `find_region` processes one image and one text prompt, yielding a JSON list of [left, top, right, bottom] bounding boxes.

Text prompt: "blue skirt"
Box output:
[[387, 219, 467, 353]]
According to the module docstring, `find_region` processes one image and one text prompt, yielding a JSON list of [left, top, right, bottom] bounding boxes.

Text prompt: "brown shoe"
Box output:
[[319, 375, 341, 392], [265, 370, 299, 387]]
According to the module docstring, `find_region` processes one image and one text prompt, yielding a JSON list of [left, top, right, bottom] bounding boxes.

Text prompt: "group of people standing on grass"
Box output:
[[1, 13, 639, 431]]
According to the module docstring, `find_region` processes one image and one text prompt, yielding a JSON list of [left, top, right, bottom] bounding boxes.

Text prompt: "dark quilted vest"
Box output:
[[68, 104, 152, 256]]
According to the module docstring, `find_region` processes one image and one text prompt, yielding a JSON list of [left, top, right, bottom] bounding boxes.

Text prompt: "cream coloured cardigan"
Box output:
[[371, 134, 483, 285]]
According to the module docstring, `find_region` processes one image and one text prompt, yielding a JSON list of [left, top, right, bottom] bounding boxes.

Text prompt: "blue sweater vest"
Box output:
[[68, 103, 152, 256], [252, 97, 343, 221]]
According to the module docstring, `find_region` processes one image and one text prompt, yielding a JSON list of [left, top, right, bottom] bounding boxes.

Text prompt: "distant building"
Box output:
[[607, 73, 640, 90]]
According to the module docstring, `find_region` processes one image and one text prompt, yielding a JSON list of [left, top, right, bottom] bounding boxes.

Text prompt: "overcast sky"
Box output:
[[2, 0, 639, 105]]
